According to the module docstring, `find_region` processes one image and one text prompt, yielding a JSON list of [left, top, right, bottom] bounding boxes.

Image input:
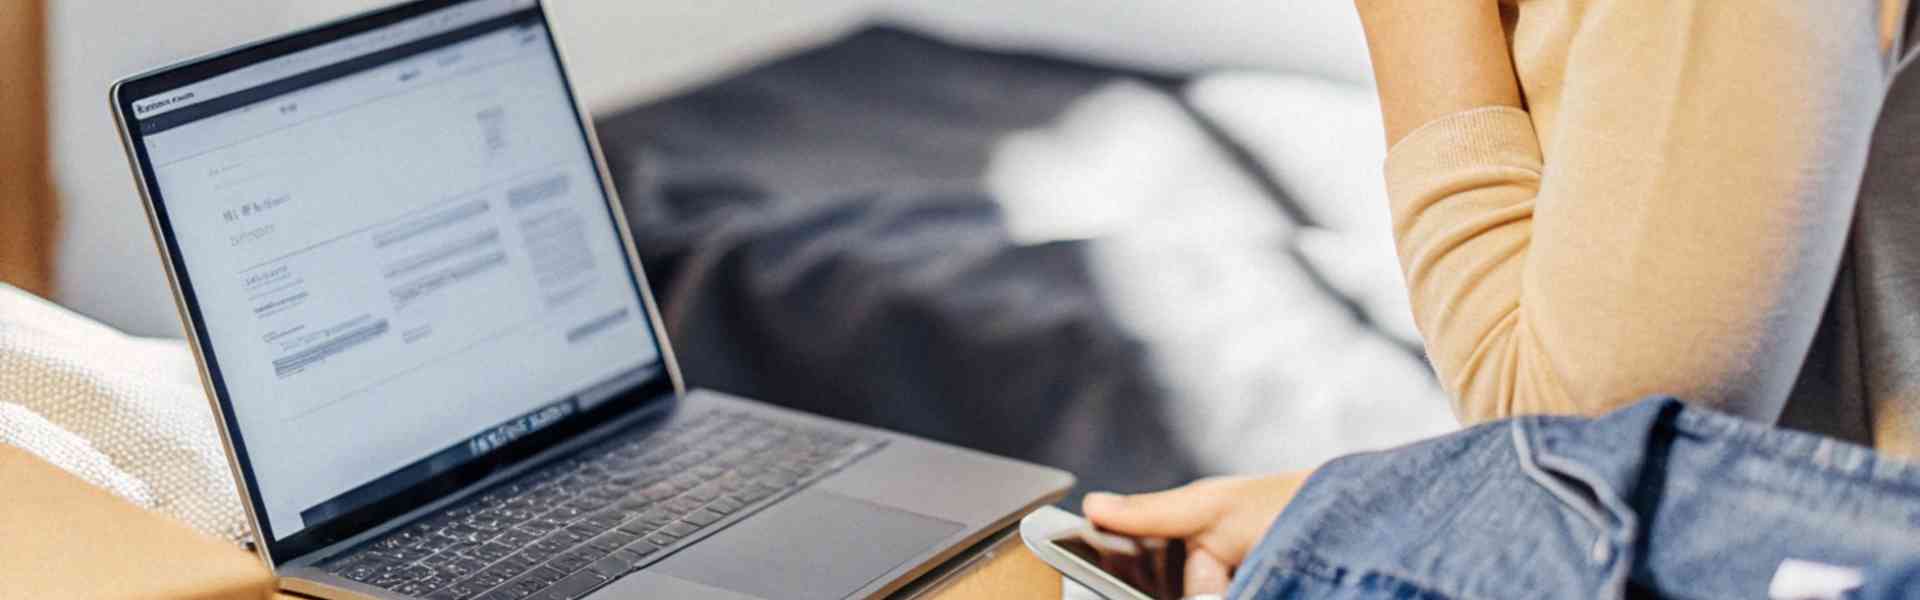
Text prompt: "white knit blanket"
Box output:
[[0, 284, 248, 543]]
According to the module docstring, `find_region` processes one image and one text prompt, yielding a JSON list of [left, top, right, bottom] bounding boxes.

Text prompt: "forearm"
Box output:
[[1354, 0, 1521, 145], [1364, 0, 1880, 423]]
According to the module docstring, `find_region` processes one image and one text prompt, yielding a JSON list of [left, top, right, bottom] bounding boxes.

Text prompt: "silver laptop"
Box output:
[[108, 1, 1071, 598]]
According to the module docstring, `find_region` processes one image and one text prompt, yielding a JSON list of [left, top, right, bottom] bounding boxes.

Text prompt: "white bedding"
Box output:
[[0, 285, 248, 543], [986, 74, 1457, 474]]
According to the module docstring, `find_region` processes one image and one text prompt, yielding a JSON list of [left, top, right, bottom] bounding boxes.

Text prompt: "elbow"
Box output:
[[1438, 335, 1767, 427], [1434, 316, 1703, 426]]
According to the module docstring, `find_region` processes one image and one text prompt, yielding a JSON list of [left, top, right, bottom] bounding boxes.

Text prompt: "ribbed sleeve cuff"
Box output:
[[1384, 106, 1545, 201]]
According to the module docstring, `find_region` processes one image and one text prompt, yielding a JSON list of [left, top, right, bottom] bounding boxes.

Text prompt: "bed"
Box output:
[[593, 27, 1456, 501]]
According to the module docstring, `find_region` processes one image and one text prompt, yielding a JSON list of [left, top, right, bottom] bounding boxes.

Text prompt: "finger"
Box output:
[[1184, 546, 1231, 597], [1083, 481, 1226, 539]]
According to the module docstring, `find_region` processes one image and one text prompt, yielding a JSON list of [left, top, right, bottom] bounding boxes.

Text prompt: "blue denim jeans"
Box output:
[[1227, 397, 1920, 599]]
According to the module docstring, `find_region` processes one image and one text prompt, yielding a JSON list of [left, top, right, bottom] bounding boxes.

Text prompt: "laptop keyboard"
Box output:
[[320, 410, 879, 599]]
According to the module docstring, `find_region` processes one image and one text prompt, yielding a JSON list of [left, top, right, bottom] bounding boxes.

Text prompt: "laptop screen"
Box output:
[[117, 0, 666, 555]]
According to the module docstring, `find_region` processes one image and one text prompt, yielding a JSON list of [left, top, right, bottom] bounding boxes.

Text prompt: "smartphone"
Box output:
[[1020, 505, 1188, 600]]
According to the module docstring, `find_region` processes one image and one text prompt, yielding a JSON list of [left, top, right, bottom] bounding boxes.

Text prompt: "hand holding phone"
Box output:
[[1020, 506, 1193, 600]]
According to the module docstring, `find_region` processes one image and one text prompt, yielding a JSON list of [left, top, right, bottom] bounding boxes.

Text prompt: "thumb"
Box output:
[[1082, 482, 1223, 539], [1184, 546, 1232, 597]]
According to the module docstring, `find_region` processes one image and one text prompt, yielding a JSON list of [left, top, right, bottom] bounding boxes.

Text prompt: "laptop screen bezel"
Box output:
[[109, 0, 682, 564]]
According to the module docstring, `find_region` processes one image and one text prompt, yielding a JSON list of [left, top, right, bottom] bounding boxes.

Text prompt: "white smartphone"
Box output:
[[1020, 505, 1189, 600]]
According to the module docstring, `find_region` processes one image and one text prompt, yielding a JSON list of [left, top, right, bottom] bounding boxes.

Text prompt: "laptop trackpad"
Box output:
[[652, 489, 963, 599]]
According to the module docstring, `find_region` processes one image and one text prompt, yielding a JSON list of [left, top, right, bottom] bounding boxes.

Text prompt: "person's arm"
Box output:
[[1354, 1, 1520, 145], [1362, 0, 1883, 423]]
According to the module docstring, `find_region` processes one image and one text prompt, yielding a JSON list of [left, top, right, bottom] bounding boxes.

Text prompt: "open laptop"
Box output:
[[108, 1, 1072, 598]]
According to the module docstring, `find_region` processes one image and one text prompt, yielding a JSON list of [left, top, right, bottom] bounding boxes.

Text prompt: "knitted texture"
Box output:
[[0, 284, 248, 544]]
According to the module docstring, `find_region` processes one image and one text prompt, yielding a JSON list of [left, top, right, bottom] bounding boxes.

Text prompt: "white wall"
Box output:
[[49, 0, 874, 336], [50, 0, 1367, 337]]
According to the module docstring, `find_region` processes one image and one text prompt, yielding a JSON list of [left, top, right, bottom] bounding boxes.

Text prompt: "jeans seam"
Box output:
[[1667, 413, 1920, 492], [1512, 420, 1634, 599], [1511, 421, 1610, 532]]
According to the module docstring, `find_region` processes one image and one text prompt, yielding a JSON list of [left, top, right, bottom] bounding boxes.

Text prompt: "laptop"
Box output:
[[108, 1, 1072, 598]]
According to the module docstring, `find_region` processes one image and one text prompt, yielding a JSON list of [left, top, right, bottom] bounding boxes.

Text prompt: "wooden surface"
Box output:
[[3, 441, 1057, 599], [0, 0, 57, 297], [271, 541, 1061, 599], [912, 540, 1062, 600], [0, 445, 276, 600]]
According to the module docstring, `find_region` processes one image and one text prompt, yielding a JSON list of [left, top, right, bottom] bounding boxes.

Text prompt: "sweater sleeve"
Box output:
[[1384, 1, 1885, 424]]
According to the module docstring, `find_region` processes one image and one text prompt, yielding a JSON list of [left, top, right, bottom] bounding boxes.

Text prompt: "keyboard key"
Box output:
[[586, 487, 625, 502], [572, 544, 613, 561], [578, 511, 625, 531], [340, 561, 386, 582], [586, 553, 638, 578], [682, 485, 721, 503], [616, 541, 660, 559], [661, 522, 700, 538], [396, 580, 434, 597], [565, 522, 609, 539], [444, 558, 489, 578], [370, 569, 416, 589], [468, 516, 512, 533], [467, 568, 510, 588], [466, 542, 516, 562], [661, 498, 702, 515], [645, 533, 679, 547], [636, 508, 675, 527], [443, 577, 495, 598], [500, 576, 551, 599], [522, 565, 567, 586], [529, 571, 607, 600], [376, 544, 436, 563], [529, 534, 572, 555], [413, 575, 456, 594], [495, 527, 542, 548], [441, 523, 492, 543], [614, 522, 655, 537], [387, 565, 433, 583], [640, 484, 678, 502], [491, 554, 536, 579], [549, 528, 589, 546], [585, 531, 638, 553], [373, 532, 422, 551], [565, 497, 611, 513], [681, 509, 722, 526], [515, 546, 559, 565], [548, 548, 599, 574], [666, 474, 703, 492], [707, 497, 744, 515], [434, 538, 482, 556], [729, 487, 769, 504]]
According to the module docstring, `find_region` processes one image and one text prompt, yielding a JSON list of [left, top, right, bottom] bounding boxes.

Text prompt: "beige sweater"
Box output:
[[1383, 1, 1918, 454]]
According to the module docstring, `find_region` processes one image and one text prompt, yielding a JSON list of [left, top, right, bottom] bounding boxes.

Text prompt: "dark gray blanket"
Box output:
[[594, 28, 1200, 500]]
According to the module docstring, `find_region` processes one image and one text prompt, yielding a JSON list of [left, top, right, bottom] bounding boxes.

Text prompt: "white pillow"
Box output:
[[876, 0, 1375, 86]]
